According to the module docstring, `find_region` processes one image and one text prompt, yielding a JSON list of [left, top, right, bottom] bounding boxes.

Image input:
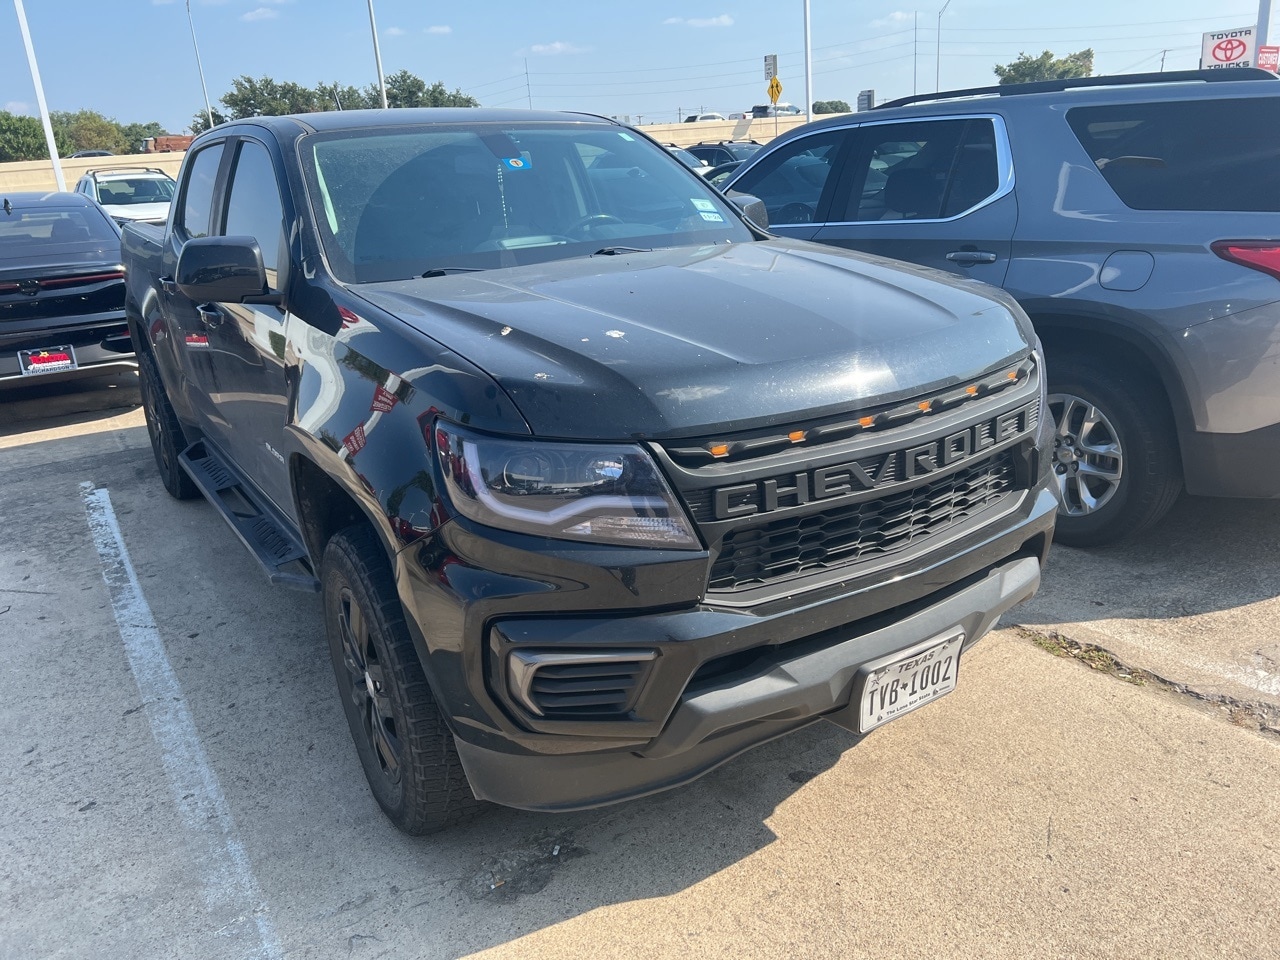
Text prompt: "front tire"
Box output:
[[137, 351, 199, 500], [322, 525, 483, 835], [1046, 355, 1182, 547]]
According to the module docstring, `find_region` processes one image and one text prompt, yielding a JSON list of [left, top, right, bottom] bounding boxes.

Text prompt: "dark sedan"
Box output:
[[0, 192, 134, 387]]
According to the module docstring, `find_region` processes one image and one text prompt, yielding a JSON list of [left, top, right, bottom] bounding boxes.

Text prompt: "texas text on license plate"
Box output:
[[18, 345, 78, 376], [854, 630, 965, 734]]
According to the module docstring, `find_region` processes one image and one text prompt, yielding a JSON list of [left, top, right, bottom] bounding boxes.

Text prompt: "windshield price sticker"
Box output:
[[699, 212, 725, 222], [856, 631, 964, 733]]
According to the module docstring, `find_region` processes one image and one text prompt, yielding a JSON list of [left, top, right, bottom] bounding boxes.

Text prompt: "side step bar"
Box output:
[[178, 440, 320, 592]]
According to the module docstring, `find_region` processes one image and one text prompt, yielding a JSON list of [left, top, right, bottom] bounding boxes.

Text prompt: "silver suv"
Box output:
[[724, 69, 1280, 546]]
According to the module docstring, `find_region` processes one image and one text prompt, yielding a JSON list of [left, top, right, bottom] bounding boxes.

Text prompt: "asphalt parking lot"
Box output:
[[2, 374, 1278, 960]]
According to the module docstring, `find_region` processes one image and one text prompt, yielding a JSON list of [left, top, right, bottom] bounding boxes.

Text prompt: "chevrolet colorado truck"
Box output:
[[122, 109, 1056, 835]]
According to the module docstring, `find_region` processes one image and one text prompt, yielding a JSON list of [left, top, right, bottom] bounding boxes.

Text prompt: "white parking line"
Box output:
[[81, 482, 283, 960]]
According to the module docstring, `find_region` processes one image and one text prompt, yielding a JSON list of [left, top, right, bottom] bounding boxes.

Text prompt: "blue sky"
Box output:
[[2, 0, 1272, 132]]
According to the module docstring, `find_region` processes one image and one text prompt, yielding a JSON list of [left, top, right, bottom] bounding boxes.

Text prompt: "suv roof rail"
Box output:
[[876, 68, 1278, 110], [86, 166, 171, 178]]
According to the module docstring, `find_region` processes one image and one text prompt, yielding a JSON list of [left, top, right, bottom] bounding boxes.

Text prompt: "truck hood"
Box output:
[[354, 239, 1031, 440]]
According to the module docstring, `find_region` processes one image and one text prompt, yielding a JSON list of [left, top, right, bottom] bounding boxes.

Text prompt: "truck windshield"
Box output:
[[300, 123, 754, 283]]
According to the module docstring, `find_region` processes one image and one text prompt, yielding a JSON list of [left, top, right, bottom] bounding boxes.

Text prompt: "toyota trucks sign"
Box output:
[[1200, 26, 1256, 69]]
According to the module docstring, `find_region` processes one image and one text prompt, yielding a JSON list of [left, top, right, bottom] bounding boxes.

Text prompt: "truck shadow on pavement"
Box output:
[[1014, 493, 1280, 626], [0, 370, 141, 433]]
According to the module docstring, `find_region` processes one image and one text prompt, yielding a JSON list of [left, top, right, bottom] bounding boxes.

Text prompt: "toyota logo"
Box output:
[[17, 279, 40, 297], [1213, 38, 1248, 62]]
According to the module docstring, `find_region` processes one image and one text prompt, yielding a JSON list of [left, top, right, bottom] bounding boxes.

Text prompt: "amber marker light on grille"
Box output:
[[709, 443, 730, 458], [1008, 371, 1019, 380], [966, 385, 979, 394], [918, 401, 932, 412], [788, 430, 805, 443], [859, 416, 874, 427]]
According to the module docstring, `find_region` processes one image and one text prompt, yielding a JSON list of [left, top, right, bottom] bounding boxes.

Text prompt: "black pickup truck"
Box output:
[[122, 109, 1056, 834]]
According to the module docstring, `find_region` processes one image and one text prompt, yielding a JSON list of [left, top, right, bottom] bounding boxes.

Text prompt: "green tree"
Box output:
[[49, 110, 131, 155], [994, 49, 1094, 85], [118, 121, 167, 153], [812, 99, 851, 114], [0, 111, 59, 161]]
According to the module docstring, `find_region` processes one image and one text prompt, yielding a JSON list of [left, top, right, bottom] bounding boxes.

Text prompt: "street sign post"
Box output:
[[767, 75, 783, 105], [764, 54, 778, 81]]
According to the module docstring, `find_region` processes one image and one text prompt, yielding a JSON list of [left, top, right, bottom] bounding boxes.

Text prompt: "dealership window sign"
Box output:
[[1259, 45, 1280, 74], [1200, 26, 1256, 69]]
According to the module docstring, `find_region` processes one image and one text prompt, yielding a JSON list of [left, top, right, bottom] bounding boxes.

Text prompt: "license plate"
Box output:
[[854, 630, 964, 734], [18, 345, 78, 376]]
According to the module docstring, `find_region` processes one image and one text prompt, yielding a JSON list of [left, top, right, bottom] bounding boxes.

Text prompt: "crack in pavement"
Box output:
[[1016, 625, 1280, 741]]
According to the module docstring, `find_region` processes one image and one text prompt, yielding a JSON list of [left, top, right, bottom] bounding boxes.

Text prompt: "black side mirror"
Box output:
[[725, 191, 770, 230], [176, 236, 276, 304]]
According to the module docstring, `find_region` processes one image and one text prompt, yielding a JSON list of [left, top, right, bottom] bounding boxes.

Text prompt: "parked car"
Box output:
[[121, 108, 1055, 834], [725, 68, 1280, 545], [751, 103, 804, 118], [0, 192, 133, 386], [683, 112, 727, 122], [69, 150, 114, 158], [664, 144, 714, 177], [75, 167, 177, 226], [687, 139, 764, 168]]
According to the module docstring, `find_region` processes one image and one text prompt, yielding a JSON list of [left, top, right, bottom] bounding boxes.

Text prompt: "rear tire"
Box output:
[[137, 351, 199, 500], [322, 525, 484, 835], [1046, 354, 1182, 547]]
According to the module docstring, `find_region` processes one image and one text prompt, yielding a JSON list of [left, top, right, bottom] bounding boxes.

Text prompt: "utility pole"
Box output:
[[524, 58, 532, 109], [803, 0, 813, 118], [936, 0, 953, 92], [913, 12, 919, 95], [13, 0, 64, 190], [1159, 49, 1168, 72], [366, 0, 388, 108], [185, 0, 214, 129]]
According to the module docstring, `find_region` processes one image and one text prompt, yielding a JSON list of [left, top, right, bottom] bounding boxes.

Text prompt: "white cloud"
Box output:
[[4, 101, 32, 115], [664, 14, 733, 27], [870, 10, 914, 28], [425, 25, 452, 35], [529, 40, 587, 55], [385, 26, 405, 36], [241, 6, 278, 20]]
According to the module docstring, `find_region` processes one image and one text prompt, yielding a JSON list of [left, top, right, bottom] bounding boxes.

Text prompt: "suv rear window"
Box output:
[[1067, 98, 1280, 212]]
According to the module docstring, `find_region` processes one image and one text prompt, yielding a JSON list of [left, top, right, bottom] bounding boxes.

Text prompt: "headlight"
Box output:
[[435, 422, 700, 548]]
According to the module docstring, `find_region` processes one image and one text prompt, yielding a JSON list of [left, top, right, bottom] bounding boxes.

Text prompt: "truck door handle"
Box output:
[[945, 250, 998, 265], [196, 304, 223, 328], [160, 276, 178, 295]]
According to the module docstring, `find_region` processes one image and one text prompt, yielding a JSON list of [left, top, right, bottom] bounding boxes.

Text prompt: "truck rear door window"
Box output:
[[1067, 98, 1280, 212]]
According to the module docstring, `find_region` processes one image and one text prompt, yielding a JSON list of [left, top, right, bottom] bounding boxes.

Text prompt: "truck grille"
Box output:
[[707, 449, 1018, 592]]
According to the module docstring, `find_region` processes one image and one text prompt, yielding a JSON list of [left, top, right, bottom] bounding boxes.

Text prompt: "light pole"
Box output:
[[1260, 0, 1274, 49], [803, 0, 813, 118], [186, 0, 214, 130], [367, 0, 388, 108], [12, 0, 63, 190], [935, 0, 953, 93]]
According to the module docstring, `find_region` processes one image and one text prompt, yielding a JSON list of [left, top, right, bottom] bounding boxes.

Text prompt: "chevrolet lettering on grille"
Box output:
[[712, 401, 1036, 520]]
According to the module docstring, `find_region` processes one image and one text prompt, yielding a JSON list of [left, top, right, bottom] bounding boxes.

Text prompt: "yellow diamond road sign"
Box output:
[[768, 75, 782, 105]]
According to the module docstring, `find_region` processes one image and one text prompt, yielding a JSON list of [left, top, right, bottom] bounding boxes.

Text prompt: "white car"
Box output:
[[683, 112, 727, 122], [74, 168, 176, 225]]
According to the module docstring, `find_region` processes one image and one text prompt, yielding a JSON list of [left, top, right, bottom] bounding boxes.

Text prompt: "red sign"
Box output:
[[342, 424, 367, 457], [1213, 37, 1248, 62], [371, 385, 398, 414], [1259, 45, 1280, 73]]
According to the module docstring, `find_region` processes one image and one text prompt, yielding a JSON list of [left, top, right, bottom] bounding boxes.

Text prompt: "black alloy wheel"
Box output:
[[137, 351, 199, 500]]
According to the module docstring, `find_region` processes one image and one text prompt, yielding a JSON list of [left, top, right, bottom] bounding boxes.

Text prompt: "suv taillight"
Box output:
[[1211, 241, 1280, 282]]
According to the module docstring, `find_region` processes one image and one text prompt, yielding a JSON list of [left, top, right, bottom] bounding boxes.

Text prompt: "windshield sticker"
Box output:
[[692, 198, 717, 212], [502, 157, 531, 171], [699, 211, 725, 222]]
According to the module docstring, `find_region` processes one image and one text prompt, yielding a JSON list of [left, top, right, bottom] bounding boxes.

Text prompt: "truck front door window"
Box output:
[[179, 143, 224, 239]]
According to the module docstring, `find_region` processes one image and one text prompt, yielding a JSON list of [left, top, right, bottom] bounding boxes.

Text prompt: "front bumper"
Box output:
[[398, 480, 1058, 811]]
